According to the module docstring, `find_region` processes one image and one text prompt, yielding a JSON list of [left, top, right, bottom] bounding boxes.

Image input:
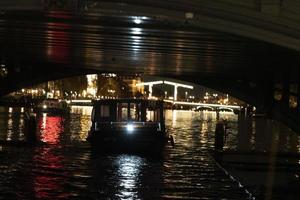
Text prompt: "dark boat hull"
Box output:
[[87, 130, 169, 153]]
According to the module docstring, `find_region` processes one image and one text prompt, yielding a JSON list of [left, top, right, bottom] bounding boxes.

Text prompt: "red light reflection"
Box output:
[[39, 115, 64, 144], [33, 147, 70, 199], [45, 11, 71, 63]]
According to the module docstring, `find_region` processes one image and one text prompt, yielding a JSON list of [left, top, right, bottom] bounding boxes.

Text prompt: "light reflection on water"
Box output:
[[115, 155, 143, 199], [38, 114, 64, 144], [0, 107, 299, 199]]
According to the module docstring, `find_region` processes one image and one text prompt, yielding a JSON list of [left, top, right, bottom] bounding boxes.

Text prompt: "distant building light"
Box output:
[[185, 12, 194, 19], [101, 73, 116, 77], [108, 89, 116, 94]]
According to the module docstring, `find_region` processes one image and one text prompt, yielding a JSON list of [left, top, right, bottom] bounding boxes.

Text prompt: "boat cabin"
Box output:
[[90, 99, 165, 133]]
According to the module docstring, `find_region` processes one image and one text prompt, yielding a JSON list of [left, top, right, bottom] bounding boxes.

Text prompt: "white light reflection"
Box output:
[[131, 36, 141, 45], [172, 110, 177, 125], [131, 28, 142, 35], [42, 113, 47, 129], [116, 155, 143, 199], [6, 118, 13, 141], [132, 16, 148, 24], [134, 18, 142, 24]]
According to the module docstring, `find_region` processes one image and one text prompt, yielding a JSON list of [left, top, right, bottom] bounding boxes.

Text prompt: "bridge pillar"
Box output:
[[174, 85, 178, 101], [281, 77, 290, 112], [148, 84, 153, 98], [237, 110, 252, 151], [297, 70, 300, 113]]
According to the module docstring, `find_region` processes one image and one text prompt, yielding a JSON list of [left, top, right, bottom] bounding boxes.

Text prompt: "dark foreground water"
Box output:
[[0, 106, 299, 199]]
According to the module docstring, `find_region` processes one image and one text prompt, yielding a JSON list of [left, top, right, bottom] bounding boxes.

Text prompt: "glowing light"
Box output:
[[71, 99, 92, 103], [163, 81, 193, 89], [43, 105, 47, 109], [132, 16, 148, 24], [86, 74, 98, 97], [136, 81, 163, 86], [163, 99, 240, 109], [126, 124, 134, 133]]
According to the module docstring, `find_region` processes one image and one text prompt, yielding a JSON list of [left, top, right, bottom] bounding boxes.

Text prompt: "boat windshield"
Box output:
[[93, 100, 163, 123]]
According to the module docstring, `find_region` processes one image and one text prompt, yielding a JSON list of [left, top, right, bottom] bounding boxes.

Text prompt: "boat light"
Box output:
[[126, 124, 134, 133]]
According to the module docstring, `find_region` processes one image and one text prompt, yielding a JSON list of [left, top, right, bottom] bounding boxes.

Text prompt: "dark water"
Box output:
[[0, 106, 299, 199]]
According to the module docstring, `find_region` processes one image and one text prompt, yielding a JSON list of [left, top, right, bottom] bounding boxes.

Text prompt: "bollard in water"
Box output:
[[25, 114, 37, 144], [170, 135, 175, 148], [214, 121, 225, 153]]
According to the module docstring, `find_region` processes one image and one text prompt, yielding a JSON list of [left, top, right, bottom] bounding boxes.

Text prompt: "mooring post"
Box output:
[[25, 114, 37, 144], [214, 121, 225, 153]]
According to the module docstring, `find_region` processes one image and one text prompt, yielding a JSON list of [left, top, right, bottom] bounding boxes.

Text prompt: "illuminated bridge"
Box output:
[[163, 99, 240, 112], [0, 0, 300, 132]]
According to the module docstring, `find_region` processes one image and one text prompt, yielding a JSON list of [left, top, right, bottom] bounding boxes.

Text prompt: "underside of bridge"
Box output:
[[0, 0, 300, 132]]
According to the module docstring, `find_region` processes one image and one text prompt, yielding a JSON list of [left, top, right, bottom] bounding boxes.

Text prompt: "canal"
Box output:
[[0, 107, 299, 199]]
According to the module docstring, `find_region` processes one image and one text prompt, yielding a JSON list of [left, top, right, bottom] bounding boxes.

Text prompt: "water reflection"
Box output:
[[33, 147, 68, 200], [235, 117, 300, 153], [0, 107, 299, 199], [0, 107, 299, 153], [115, 155, 143, 199], [69, 106, 92, 141], [38, 114, 64, 144]]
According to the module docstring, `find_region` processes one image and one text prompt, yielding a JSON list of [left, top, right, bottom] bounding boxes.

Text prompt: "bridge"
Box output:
[[0, 0, 299, 132], [163, 99, 240, 111], [136, 80, 193, 100]]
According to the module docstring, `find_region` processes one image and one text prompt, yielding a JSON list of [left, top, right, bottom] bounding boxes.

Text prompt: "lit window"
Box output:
[[289, 95, 297, 109]]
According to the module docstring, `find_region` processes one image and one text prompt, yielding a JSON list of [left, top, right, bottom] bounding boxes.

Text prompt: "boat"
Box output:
[[34, 98, 70, 115], [87, 98, 173, 152]]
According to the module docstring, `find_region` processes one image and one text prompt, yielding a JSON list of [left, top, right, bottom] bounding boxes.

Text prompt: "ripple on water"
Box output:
[[1, 109, 298, 199]]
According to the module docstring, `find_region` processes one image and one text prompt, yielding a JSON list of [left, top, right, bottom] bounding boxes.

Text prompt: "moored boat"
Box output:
[[87, 98, 173, 152], [34, 98, 70, 115]]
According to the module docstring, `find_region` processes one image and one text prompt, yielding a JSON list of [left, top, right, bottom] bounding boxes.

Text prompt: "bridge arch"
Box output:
[[196, 106, 214, 111], [0, 1, 300, 133]]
